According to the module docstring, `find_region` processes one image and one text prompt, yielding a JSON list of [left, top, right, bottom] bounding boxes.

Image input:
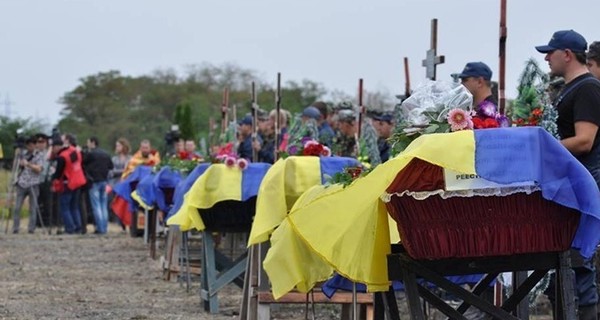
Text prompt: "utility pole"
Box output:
[[3, 93, 14, 118]]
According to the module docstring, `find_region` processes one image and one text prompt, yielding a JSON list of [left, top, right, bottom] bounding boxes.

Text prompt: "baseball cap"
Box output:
[[337, 109, 356, 123], [457, 62, 493, 80], [535, 30, 588, 53], [301, 106, 321, 120], [372, 112, 394, 123], [238, 115, 253, 126], [256, 109, 269, 121]]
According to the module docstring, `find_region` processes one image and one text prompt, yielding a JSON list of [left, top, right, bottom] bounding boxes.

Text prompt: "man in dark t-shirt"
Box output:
[[555, 73, 600, 171], [537, 29, 600, 319]]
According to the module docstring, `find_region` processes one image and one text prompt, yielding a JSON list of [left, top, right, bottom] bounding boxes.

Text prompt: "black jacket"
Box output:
[[83, 148, 114, 183]]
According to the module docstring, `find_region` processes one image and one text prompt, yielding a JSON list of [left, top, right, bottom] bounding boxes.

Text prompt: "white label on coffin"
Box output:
[[443, 168, 536, 191]]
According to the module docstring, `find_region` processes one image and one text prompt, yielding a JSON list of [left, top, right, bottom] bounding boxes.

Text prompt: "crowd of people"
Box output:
[[233, 101, 395, 165], [10, 133, 157, 235]]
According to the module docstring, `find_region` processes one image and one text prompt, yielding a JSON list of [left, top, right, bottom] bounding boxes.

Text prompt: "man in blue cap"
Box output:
[[537, 29, 600, 320], [237, 114, 262, 161], [311, 101, 335, 147], [458, 62, 497, 112], [372, 112, 395, 162]]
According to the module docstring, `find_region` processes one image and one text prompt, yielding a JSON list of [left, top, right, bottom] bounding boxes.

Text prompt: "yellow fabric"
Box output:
[[263, 219, 334, 297], [121, 150, 161, 179], [263, 131, 476, 298], [248, 156, 322, 245], [166, 164, 243, 231], [131, 191, 154, 211]]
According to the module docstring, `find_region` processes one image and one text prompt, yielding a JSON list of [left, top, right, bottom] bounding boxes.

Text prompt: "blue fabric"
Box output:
[[319, 156, 361, 184], [321, 273, 488, 298], [112, 166, 153, 213], [241, 163, 272, 201], [135, 172, 156, 208], [153, 167, 183, 212], [474, 127, 600, 258], [167, 163, 211, 219]]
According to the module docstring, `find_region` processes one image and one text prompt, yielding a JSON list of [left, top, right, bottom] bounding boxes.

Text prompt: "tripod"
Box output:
[[3, 148, 21, 234]]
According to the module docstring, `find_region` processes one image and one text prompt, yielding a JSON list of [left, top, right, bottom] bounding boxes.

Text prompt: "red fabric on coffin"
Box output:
[[111, 196, 132, 227], [385, 158, 580, 259]]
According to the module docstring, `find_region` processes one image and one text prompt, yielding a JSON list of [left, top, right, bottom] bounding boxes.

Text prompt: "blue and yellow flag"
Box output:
[[263, 127, 600, 299], [167, 163, 271, 231], [248, 156, 359, 246]]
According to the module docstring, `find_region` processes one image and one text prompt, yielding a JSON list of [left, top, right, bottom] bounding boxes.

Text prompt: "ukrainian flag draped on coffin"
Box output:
[[263, 127, 600, 299]]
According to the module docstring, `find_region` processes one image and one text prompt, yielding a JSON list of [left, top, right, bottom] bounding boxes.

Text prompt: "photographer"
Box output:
[[12, 136, 44, 234]]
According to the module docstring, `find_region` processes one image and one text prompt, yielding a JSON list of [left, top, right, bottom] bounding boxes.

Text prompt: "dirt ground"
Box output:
[[0, 221, 352, 320], [0, 220, 556, 320]]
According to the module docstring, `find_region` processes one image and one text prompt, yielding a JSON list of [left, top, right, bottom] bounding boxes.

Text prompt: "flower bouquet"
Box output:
[[154, 152, 203, 174], [281, 137, 332, 158], [209, 142, 249, 170], [389, 80, 510, 157], [389, 81, 473, 156]]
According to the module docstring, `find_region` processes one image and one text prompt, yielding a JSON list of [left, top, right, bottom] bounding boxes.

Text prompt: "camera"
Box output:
[[164, 124, 181, 146], [14, 128, 26, 149]]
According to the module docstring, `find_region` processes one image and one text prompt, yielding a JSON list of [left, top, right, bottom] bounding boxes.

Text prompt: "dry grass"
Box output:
[[0, 169, 32, 217]]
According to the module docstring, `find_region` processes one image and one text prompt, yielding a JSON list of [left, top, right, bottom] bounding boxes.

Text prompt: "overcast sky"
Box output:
[[0, 0, 597, 126]]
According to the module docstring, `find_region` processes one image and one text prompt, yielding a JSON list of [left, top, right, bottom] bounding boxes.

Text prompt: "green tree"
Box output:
[[57, 63, 331, 154], [174, 101, 196, 141], [0, 116, 48, 160]]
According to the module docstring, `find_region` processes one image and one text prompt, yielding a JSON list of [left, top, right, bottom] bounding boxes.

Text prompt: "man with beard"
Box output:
[[121, 139, 160, 179]]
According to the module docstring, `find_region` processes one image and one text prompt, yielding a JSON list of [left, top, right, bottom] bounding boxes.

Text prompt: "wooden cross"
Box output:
[[498, 0, 507, 114], [422, 19, 445, 80]]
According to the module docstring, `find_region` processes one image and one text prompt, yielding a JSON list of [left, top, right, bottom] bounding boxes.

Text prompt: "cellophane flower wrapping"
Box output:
[[399, 80, 473, 126]]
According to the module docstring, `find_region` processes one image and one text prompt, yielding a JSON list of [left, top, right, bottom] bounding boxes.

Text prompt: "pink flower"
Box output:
[[224, 156, 237, 168], [321, 146, 332, 157], [304, 140, 320, 148], [236, 158, 249, 170], [447, 108, 472, 132]]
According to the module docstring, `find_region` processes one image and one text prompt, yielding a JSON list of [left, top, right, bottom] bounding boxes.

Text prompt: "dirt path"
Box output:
[[0, 222, 554, 320], [0, 222, 344, 320], [0, 224, 241, 320]]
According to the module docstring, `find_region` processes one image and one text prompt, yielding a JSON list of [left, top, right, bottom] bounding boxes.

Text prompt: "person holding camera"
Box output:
[[12, 136, 44, 234]]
